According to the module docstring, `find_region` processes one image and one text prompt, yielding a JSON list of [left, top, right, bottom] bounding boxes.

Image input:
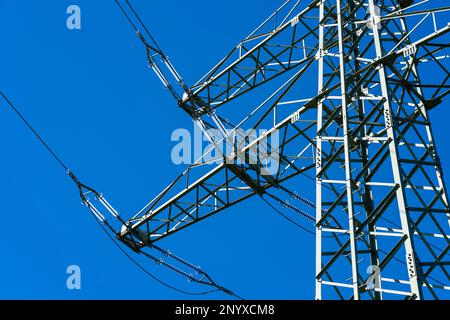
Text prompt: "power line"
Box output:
[[0, 91, 70, 173], [265, 191, 316, 222], [260, 194, 316, 236], [261, 189, 346, 239], [91, 212, 221, 296], [123, 0, 164, 54], [114, 0, 165, 55], [114, 0, 139, 33]]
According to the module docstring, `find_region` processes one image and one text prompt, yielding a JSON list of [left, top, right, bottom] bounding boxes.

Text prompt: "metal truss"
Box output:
[[113, 0, 450, 299]]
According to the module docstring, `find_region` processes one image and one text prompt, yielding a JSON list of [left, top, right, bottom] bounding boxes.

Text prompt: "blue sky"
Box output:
[[0, 0, 449, 300]]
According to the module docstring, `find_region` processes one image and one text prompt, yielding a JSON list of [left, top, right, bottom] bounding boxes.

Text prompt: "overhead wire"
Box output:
[[0, 91, 70, 173], [260, 195, 316, 236], [91, 213, 220, 296], [113, 0, 139, 33], [122, 0, 164, 53], [265, 191, 316, 222]]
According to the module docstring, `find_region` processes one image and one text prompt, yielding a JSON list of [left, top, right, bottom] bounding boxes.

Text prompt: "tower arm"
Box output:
[[119, 106, 318, 243], [186, 0, 322, 116]]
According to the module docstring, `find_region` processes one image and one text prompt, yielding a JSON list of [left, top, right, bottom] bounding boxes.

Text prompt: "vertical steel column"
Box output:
[[315, 0, 325, 301], [368, 0, 423, 299], [336, 0, 361, 299]]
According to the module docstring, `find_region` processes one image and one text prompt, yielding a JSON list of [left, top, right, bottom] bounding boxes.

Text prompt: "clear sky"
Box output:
[[0, 0, 449, 300]]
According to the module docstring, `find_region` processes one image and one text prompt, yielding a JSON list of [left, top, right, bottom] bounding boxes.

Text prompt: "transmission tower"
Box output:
[[91, 0, 450, 299]]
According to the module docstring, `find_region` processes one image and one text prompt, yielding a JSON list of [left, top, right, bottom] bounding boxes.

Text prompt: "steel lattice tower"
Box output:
[[89, 0, 450, 299]]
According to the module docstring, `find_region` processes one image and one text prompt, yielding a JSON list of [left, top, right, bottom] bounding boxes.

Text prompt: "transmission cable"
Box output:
[[260, 194, 317, 236], [261, 187, 348, 239], [123, 0, 164, 53], [114, 0, 139, 33], [0, 91, 69, 173], [265, 191, 316, 222], [92, 213, 220, 296], [113, 0, 166, 56]]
